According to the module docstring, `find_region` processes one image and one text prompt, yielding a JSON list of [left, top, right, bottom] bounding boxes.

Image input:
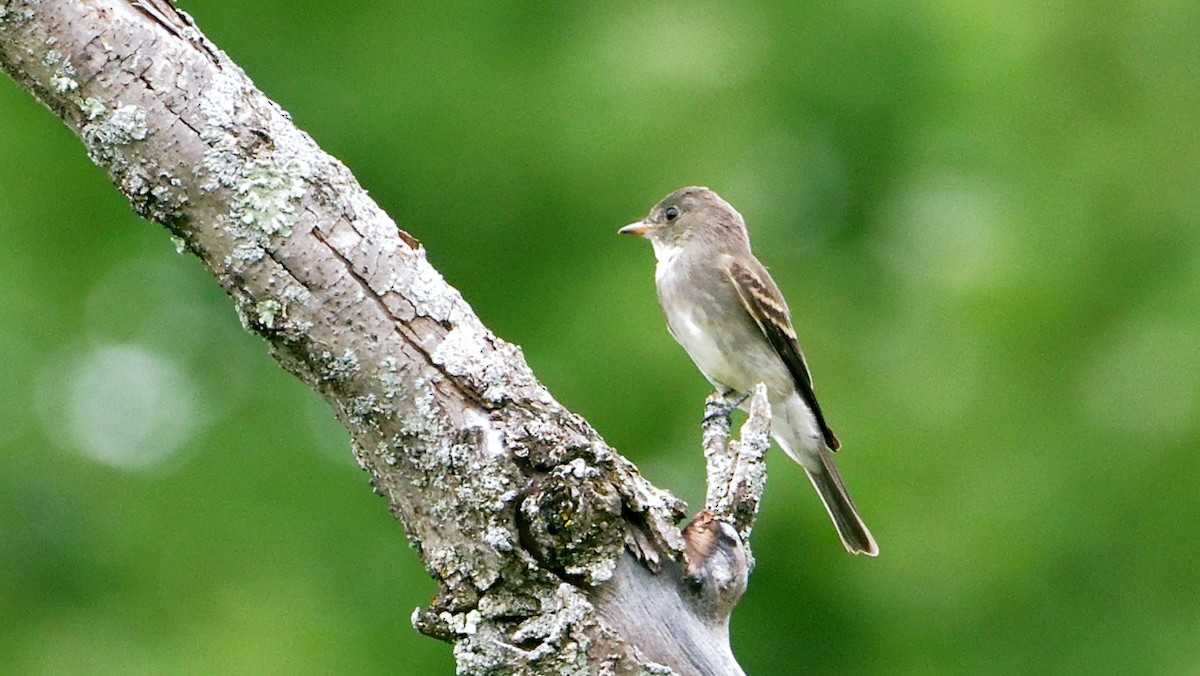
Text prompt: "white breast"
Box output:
[[671, 307, 730, 382], [652, 241, 741, 390], [652, 241, 684, 284]]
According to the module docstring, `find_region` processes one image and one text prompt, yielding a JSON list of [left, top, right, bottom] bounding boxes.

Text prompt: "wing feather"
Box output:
[[726, 258, 840, 450]]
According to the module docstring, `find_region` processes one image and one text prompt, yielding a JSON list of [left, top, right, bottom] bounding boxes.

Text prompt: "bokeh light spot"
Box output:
[[1078, 319, 1199, 442], [877, 172, 1016, 294], [38, 344, 200, 471]]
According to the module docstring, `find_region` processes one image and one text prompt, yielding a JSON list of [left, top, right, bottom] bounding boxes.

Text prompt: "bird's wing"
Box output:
[[725, 257, 840, 450]]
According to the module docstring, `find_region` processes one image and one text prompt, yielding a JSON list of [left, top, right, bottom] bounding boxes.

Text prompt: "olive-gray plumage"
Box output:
[[620, 187, 878, 556]]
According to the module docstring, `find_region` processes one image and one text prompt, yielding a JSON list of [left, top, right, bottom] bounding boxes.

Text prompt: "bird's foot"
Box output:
[[703, 389, 750, 422]]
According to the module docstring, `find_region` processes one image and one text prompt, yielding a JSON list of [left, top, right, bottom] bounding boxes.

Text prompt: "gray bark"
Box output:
[[0, 2, 770, 673]]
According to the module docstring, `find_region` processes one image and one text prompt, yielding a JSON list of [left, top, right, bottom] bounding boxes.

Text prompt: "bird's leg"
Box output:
[[703, 389, 751, 422]]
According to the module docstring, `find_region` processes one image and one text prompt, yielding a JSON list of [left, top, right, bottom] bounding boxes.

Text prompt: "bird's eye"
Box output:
[[664, 206, 680, 221]]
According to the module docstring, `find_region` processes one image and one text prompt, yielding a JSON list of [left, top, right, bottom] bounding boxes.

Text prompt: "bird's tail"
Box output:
[[805, 450, 879, 556]]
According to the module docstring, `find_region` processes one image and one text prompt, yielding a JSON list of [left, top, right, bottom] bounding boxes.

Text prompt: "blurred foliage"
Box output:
[[2, 1, 1199, 673]]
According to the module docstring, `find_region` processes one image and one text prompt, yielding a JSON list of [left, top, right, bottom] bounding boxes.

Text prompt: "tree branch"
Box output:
[[701, 384, 771, 570], [0, 2, 767, 672]]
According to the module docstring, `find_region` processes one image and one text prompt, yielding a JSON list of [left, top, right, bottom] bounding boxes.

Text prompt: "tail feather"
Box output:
[[805, 451, 878, 556]]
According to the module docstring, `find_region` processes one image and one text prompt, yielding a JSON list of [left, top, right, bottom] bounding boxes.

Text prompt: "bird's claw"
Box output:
[[703, 390, 751, 422]]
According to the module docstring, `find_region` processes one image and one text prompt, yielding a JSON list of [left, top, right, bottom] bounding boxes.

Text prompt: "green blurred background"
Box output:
[[3, 1, 1198, 673]]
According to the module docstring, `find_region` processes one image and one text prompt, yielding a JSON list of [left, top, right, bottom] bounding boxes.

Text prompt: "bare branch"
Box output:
[[702, 384, 771, 565]]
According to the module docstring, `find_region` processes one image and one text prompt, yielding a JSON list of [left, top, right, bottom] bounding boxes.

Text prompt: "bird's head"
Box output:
[[619, 186, 750, 254]]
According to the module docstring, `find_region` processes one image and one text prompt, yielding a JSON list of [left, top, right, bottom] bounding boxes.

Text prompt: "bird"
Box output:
[[619, 186, 878, 556]]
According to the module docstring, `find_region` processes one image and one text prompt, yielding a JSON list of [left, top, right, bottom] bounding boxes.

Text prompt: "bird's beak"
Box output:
[[619, 220, 651, 237]]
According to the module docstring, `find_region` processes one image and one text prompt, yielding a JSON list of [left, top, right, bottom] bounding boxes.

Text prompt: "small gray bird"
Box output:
[[620, 186, 878, 556]]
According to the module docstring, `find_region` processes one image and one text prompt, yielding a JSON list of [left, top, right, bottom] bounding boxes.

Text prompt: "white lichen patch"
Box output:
[[196, 76, 309, 244], [509, 584, 593, 660], [348, 394, 381, 419], [462, 406, 505, 458], [378, 356, 406, 402], [40, 43, 103, 121], [476, 590, 539, 619], [483, 526, 514, 552], [564, 457, 601, 480], [254, 299, 282, 329], [454, 465, 514, 514], [427, 545, 502, 594], [50, 73, 77, 94], [351, 441, 371, 472], [41, 48, 67, 68], [231, 154, 309, 237], [279, 281, 313, 307], [149, 181, 183, 205], [579, 555, 616, 585], [79, 97, 106, 121], [98, 105, 148, 142], [431, 323, 509, 403], [43, 44, 76, 95], [406, 253, 468, 323], [81, 105, 148, 166], [198, 139, 240, 193], [232, 300, 251, 332], [319, 349, 359, 382], [402, 375, 442, 437], [226, 242, 265, 266], [375, 440, 400, 467], [441, 609, 483, 636]]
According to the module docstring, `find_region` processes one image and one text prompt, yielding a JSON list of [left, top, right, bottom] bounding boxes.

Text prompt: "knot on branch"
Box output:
[[682, 511, 749, 620], [517, 458, 625, 585]]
